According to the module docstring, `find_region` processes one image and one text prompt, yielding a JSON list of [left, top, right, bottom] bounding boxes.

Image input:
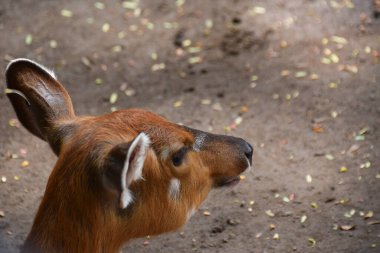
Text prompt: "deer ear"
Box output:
[[5, 59, 75, 155], [104, 133, 151, 209]]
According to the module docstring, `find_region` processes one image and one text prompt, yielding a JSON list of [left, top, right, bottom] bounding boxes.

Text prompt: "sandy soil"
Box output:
[[0, 0, 380, 252]]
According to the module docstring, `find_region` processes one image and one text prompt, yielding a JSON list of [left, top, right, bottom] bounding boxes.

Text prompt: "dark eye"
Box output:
[[172, 147, 188, 166]]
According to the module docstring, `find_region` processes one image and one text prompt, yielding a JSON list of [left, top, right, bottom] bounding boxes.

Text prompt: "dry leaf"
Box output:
[[340, 224, 355, 231]]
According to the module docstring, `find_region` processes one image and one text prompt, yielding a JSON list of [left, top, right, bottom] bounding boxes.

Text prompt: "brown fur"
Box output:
[[5, 59, 252, 253]]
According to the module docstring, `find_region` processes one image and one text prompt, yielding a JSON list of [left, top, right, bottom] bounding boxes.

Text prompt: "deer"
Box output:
[[5, 58, 253, 253]]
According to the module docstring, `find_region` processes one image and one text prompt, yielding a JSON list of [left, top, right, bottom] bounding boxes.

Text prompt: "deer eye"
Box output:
[[172, 147, 188, 166]]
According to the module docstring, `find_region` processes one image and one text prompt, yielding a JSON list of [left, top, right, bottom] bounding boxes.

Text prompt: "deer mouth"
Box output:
[[215, 176, 241, 188]]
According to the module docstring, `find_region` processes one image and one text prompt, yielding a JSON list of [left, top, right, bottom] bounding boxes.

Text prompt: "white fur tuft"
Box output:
[[169, 178, 181, 200], [120, 132, 151, 209], [6, 58, 57, 80]]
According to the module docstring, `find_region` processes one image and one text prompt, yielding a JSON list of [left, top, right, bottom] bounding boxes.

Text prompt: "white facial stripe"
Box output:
[[169, 178, 181, 200], [120, 133, 151, 209], [193, 133, 207, 151], [6, 58, 57, 80]]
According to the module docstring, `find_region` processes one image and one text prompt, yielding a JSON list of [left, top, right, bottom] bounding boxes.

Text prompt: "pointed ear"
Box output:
[[5, 58, 75, 154], [104, 133, 151, 209]]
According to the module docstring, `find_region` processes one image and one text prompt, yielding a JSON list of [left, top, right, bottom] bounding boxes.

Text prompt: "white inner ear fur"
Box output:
[[120, 133, 151, 209], [169, 178, 181, 200], [6, 58, 57, 80]]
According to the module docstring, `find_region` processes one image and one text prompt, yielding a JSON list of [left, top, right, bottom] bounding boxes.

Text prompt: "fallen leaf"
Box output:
[[122, 1, 138, 9], [111, 45, 123, 53], [201, 99, 211, 105], [60, 9, 73, 18], [173, 100, 182, 108], [344, 209, 356, 218], [340, 224, 355, 231], [21, 160, 29, 167], [125, 88, 136, 97], [240, 105, 249, 113], [367, 220, 380, 225], [312, 124, 324, 133], [94, 2, 105, 9], [9, 118, 20, 128], [81, 57, 91, 67], [331, 111, 338, 118], [360, 161, 371, 169], [330, 54, 339, 63], [250, 6, 266, 15], [308, 238, 316, 247], [364, 211, 374, 219], [310, 73, 319, 80], [345, 64, 358, 74], [358, 127, 369, 135], [25, 34, 33, 45], [234, 117, 243, 125], [280, 40, 288, 48], [49, 40, 58, 48], [102, 23, 110, 32], [265, 210, 275, 217], [95, 78, 103, 85], [281, 70, 290, 76], [329, 82, 338, 88], [109, 93, 118, 104], [295, 71, 307, 78], [188, 56, 202, 64], [331, 36, 347, 45], [151, 63, 166, 71], [321, 57, 331, 64], [212, 103, 222, 111], [311, 202, 318, 209]]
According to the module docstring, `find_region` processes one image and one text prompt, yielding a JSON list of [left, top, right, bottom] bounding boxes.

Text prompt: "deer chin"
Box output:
[[214, 176, 241, 188]]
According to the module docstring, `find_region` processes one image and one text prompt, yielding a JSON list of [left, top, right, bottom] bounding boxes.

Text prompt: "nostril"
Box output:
[[244, 142, 253, 164]]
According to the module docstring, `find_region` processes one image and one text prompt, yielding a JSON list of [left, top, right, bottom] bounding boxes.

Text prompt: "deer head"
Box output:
[[5, 59, 253, 253]]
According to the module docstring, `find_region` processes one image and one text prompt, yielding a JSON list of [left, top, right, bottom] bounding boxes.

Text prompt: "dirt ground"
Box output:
[[0, 0, 379, 252]]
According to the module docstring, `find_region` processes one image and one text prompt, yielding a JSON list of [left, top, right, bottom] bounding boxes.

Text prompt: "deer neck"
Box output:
[[21, 186, 125, 253]]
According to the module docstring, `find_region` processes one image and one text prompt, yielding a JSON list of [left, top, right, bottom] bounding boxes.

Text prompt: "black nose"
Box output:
[[244, 142, 253, 165]]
